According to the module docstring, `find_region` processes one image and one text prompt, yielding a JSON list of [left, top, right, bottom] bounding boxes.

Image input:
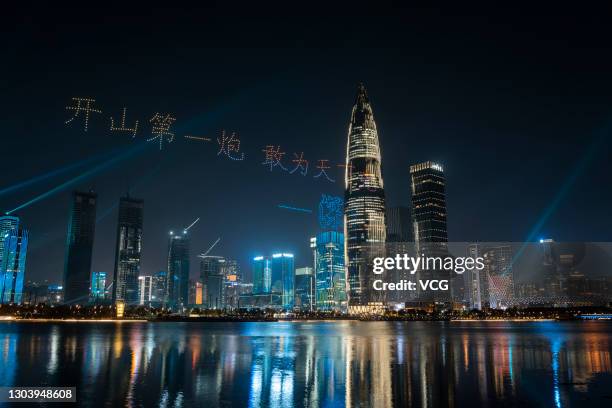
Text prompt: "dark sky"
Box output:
[[2, 3, 612, 284]]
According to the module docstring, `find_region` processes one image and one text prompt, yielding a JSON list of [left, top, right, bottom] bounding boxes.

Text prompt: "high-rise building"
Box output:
[[344, 84, 386, 309], [385, 207, 413, 242], [112, 196, 144, 305], [0, 217, 28, 305], [315, 232, 346, 311], [0, 216, 19, 268], [166, 231, 190, 311], [251, 253, 295, 309], [90, 271, 107, 301], [63, 190, 97, 304], [252, 256, 271, 295], [410, 162, 449, 302], [138, 275, 153, 305], [150, 271, 167, 307], [271, 253, 295, 309], [221, 259, 240, 310], [294, 267, 314, 311], [466, 244, 489, 310], [200, 256, 225, 309]]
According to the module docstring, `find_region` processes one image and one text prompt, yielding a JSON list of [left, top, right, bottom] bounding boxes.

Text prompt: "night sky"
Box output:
[[3, 4, 612, 284]]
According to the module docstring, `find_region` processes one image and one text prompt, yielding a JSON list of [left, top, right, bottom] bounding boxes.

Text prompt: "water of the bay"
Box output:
[[0, 320, 611, 407]]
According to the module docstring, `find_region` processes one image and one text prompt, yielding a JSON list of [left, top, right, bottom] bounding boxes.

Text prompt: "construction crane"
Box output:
[[198, 237, 221, 258], [183, 217, 200, 233]]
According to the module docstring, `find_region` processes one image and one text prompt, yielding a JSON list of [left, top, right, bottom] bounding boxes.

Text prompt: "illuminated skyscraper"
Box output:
[[90, 271, 107, 301], [410, 162, 450, 302], [200, 256, 225, 309], [315, 232, 346, 311], [482, 245, 514, 309], [0, 216, 19, 268], [344, 84, 386, 308], [294, 267, 314, 311], [166, 231, 190, 311], [0, 216, 28, 305], [112, 196, 143, 305], [63, 190, 97, 304], [252, 253, 294, 309]]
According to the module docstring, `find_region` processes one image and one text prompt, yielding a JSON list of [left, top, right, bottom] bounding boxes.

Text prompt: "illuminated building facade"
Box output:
[[112, 196, 143, 305], [252, 253, 295, 309], [221, 259, 240, 309], [90, 271, 107, 301], [63, 190, 97, 304], [410, 162, 449, 302], [0, 217, 28, 305], [482, 245, 515, 309], [294, 267, 314, 311], [166, 231, 190, 311], [200, 256, 225, 309], [344, 84, 386, 308], [138, 275, 153, 305], [315, 232, 346, 311]]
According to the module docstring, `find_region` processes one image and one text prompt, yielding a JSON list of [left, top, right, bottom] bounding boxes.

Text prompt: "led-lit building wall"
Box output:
[[112, 196, 144, 305], [166, 231, 190, 311], [315, 232, 346, 311], [0, 221, 28, 305]]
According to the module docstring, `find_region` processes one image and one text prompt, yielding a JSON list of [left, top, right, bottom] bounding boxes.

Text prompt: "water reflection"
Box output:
[[0, 321, 610, 407]]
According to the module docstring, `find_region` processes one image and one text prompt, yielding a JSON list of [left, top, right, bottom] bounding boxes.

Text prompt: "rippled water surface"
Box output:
[[0, 320, 611, 407]]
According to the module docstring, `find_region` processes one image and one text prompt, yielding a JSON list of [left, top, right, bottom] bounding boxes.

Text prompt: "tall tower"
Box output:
[[63, 190, 97, 304], [0, 215, 28, 304], [410, 162, 449, 302], [166, 230, 190, 311], [344, 84, 386, 308], [112, 195, 144, 305]]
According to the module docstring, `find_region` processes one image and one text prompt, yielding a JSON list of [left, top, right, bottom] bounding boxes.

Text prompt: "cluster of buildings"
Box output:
[[5, 84, 612, 314]]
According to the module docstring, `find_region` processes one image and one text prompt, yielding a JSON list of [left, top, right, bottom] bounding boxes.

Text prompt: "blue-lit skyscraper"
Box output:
[[315, 232, 346, 311], [0, 216, 28, 305], [316, 195, 346, 311], [252, 253, 294, 309], [166, 230, 190, 311], [252, 256, 271, 294], [90, 271, 107, 301], [63, 190, 97, 304], [271, 253, 295, 309]]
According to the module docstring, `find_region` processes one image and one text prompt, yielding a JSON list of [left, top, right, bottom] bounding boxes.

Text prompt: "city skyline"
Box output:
[[3, 5, 612, 289]]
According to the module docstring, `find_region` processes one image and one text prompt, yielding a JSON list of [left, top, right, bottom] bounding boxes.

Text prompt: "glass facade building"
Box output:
[[315, 232, 346, 311], [63, 190, 97, 304], [200, 256, 225, 309], [90, 271, 107, 301], [294, 267, 313, 311], [410, 162, 450, 302], [251, 253, 295, 309], [166, 232, 190, 311], [112, 196, 144, 305], [344, 84, 386, 307], [0, 216, 28, 305]]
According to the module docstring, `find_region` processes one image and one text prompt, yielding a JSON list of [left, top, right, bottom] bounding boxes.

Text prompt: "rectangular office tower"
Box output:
[[0, 215, 28, 304], [252, 253, 295, 310], [199, 256, 225, 309], [166, 231, 190, 311], [410, 162, 450, 303], [63, 190, 97, 304], [315, 232, 346, 311], [112, 196, 144, 305]]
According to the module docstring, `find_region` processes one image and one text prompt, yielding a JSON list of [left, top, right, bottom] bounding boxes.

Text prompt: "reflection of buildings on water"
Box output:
[[0, 322, 610, 406]]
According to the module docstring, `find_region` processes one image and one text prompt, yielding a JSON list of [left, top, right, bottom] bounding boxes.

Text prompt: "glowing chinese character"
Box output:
[[110, 108, 139, 137], [318, 194, 343, 230], [314, 159, 335, 182], [65, 97, 102, 131], [289, 152, 309, 176], [262, 145, 287, 171], [217, 130, 245, 160], [148, 113, 176, 150]]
